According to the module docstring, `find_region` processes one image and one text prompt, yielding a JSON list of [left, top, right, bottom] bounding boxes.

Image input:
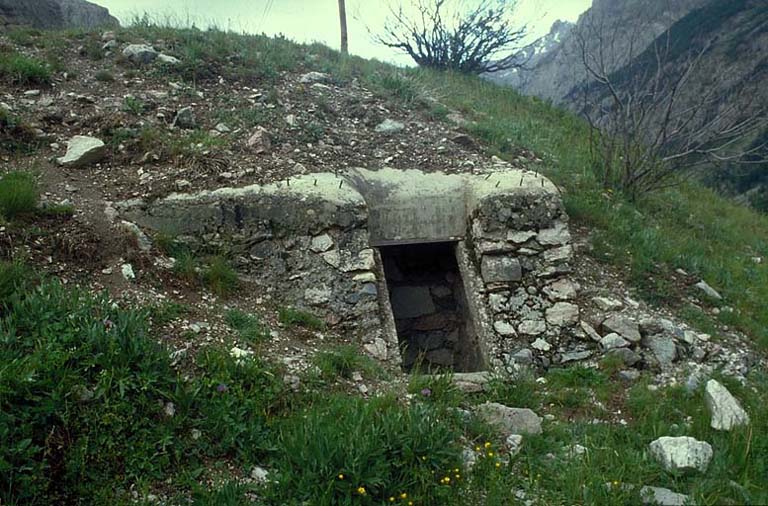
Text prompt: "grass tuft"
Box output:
[[278, 307, 326, 331], [0, 171, 38, 219], [314, 345, 378, 380], [0, 50, 51, 85], [226, 309, 269, 344], [202, 256, 239, 296]]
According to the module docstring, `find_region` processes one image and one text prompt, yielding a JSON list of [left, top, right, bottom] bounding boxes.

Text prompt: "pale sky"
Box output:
[[90, 0, 592, 65]]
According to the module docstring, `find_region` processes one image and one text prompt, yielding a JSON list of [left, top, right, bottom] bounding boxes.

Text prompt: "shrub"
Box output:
[[278, 307, 326, 330], [0, 51, 51, 85], [122, 96, 145, 115], [0, 171, 38, 219]]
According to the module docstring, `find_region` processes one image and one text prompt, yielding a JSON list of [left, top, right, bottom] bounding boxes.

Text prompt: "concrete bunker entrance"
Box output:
[[380, 241, 484, 373]]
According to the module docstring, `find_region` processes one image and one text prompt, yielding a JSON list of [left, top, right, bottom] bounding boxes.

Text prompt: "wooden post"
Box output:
[[338, 0, 349, 55]]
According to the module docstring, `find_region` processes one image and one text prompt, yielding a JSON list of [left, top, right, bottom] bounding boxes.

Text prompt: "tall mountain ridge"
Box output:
[[496, 0, 768, 208], [0, 0, 118, 29], [493, 0, 713, 102]]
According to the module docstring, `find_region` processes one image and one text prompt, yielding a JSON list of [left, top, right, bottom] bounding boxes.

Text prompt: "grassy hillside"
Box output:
[[409, 72, 768, 347], [1, 20, 767, 505]]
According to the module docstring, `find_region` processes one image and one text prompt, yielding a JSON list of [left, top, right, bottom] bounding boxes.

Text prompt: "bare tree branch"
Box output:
[[376, 0, 527, 74], [573, 6, 768, 199]]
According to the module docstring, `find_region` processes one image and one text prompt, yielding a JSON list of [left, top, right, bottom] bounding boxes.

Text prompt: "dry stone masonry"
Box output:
[[119, 166, 580, 372]]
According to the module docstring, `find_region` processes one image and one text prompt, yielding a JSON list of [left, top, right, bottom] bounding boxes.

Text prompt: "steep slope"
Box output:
[[487, 19, 574, 90], [498, 0, 711, 102], [1, 21, 767, 506], [0, 0, 118, 29], [567, 0, 768, 206]]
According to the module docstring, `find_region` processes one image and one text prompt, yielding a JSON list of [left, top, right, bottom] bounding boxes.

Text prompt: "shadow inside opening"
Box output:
[[380, 241, 483, 373]]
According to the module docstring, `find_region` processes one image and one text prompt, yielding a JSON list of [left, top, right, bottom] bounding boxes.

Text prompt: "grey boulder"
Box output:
[[704, 379, 749, 431], [57, 135, 105, 167], [122, 44, 158, 64], [475, 402, 542, 436], [375, 119, 406, 134], [649, 436, 712, 473], [603, 314, 641, 342]]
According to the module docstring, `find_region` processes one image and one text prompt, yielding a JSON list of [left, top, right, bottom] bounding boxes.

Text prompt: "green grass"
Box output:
[[0, 108, 39, 154], [0, 171, 38, 219], [122, 96, 145, 115], [278, 307, 326, 331], [0, 272, 284, 504], [226, 309, 269, 344], [264, 395, 465, 505], [313, 345, 381, 380], [3, 265, 767, 503], [202, 256, 239, 296], [401, 70, 768, 348], [0, 50, 51, 85]]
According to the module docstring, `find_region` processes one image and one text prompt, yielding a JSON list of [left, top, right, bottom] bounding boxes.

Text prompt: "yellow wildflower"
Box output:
[[389, 497, 395, 503], [338, 474, 344, 480], [357, 486, 366, 495], [400, 492, 408, 499], [484, 442, 492, 449]]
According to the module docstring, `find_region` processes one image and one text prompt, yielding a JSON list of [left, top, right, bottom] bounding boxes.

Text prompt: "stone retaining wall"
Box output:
[[119, 167, 580, 372]]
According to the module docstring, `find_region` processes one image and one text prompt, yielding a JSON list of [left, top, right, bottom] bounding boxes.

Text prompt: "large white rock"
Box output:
[[518, 319, 546, 336], [649, 436, 712, 473], [310, 233, 334, 253], [481, 256, 522, 283], [475, 402, 542, 436], [374, 118, 405, 134], [704, 379, 749, 431], [299, 71, 330, 84], [57, 135, 105, 167], [695, 280, 722, 300], [122, 44, 158, 64], [364, 338, 388, 361], [639, 486, 692, 506], [158, 53, 180, 65]]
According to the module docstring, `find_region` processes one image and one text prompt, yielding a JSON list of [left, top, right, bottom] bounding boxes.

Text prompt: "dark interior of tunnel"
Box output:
[[379, 241, 483, 373]]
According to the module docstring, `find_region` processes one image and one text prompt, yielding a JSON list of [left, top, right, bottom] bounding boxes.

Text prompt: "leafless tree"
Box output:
[[574, 11, 768, 199], [376, 0, 527, 74]]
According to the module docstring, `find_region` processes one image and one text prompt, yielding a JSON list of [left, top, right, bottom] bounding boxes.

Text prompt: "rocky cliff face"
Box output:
[[498, 0, 711, 103], [496, 0, 768, 210], [487, 19, 574, 90], [0, 0, 118, 29]]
